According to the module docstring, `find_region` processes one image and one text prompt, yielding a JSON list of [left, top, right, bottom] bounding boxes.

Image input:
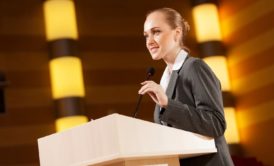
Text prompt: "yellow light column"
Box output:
[[203, 56, 231, 91], [50, 57, 85, 99], [49, 56, 88, 132], [44, 0, 78, 41], [43, 0, 88, 132], [191, 1, 240, 145], [192, 3, 222, 42], [224, 107, 240, 144]]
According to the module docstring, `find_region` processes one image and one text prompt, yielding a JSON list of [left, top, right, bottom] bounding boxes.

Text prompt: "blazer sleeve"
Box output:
[[160, 59, 227, 138]]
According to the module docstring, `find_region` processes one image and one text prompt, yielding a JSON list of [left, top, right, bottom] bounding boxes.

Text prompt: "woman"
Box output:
[[139, 8, 234, 166]]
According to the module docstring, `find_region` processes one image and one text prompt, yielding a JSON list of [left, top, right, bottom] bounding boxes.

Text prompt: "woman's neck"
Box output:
[[164, 48, 181, 72]]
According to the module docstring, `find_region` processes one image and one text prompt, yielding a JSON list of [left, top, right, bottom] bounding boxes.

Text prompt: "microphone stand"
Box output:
[[133, 71, 154, 118]]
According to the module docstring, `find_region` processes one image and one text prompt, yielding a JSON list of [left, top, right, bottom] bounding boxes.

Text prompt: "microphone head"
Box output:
[[147, 67, 155, 76]]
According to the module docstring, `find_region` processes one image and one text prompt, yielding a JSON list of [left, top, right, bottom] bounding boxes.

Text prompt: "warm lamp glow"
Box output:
[[204, 56, 231, 91], [224, 107, 240, 144], [50, 56, 85, 99], [55, 115, 88, 132], [43, 0, 78, 41], [192, 3, 222, 42]]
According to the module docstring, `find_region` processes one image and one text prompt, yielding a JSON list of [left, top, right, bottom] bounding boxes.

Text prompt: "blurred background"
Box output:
[[0, 0, 273, 165]]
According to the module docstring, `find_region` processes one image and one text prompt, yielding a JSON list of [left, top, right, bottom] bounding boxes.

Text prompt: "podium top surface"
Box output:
[[38, 114, 216, 166]]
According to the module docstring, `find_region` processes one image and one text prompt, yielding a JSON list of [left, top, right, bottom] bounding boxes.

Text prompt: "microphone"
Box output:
[[133, 67, 155, 118]]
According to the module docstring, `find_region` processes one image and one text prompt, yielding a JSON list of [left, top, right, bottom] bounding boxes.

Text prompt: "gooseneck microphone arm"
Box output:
[[133, 67, 155, 118]]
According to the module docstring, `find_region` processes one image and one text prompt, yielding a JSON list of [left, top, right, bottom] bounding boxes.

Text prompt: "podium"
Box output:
[[38, 114, 216, 166]]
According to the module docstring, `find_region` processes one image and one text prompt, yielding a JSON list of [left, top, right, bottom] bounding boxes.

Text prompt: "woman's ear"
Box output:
[[174, 27, 182, 42]]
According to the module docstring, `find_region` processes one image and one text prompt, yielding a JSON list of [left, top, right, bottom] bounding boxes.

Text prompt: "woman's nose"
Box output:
[[146, 36, 154, 45]]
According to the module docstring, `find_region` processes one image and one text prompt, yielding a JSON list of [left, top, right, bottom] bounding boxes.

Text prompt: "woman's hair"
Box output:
[[146, 8, 190, 52]]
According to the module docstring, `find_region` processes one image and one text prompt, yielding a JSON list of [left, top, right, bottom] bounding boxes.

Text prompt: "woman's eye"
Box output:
[[153, 30, 161, 35]]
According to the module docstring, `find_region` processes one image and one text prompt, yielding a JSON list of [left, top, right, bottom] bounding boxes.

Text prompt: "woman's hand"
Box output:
[[138, 81, 168, 108]]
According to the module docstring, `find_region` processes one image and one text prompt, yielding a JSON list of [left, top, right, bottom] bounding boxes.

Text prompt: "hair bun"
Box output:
[[183, 20, 190, 33]]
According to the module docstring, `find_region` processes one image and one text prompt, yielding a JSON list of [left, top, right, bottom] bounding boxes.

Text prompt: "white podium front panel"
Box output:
[[38, 114, 216, 166]]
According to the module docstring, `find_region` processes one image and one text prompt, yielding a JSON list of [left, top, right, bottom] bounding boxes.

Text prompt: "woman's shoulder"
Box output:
[[183, 56, 206, 69], [182, 55, 214, 75]]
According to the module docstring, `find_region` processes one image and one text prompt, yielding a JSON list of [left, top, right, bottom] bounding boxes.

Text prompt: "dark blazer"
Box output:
[[154, 56, 234, 166]]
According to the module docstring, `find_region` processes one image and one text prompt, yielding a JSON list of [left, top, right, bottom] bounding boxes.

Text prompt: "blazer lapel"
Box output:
[[165, 55, 190, 98], [154, 105, 161, 124], [165, 71, 179, 98], [154, 55, 190, 124], [154, 73, 178, 124]]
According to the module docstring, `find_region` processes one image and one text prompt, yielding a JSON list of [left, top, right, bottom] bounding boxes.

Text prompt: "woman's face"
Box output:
[[144, 12, 180, 60]]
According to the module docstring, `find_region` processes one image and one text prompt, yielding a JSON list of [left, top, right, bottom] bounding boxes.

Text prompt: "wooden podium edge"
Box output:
[[73, 148, 216, 166], [90, 155, 180, 166]]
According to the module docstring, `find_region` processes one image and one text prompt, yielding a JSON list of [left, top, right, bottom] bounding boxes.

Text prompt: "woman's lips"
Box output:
[[150, 47, 159, 53]]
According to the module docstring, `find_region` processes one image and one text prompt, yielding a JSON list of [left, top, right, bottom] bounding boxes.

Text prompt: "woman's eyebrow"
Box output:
[[144, 27, 160, 34]]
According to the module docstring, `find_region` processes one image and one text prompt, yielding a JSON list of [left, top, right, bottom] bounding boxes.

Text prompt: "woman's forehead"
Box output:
[[144, 12, 168, 32]]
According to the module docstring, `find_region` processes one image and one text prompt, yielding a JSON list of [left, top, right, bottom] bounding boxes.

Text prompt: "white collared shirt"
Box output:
[[160, 49, 188, 92]]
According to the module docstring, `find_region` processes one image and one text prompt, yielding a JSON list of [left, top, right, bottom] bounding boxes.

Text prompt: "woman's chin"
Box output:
[[151, 54, 161, 60]]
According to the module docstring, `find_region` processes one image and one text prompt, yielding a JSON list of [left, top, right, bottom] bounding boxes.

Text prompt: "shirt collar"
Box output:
[[160, 49, 188, 91], [172, 49, 188, 71]]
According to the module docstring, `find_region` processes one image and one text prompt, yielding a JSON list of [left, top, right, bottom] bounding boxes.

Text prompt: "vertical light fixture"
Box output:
[[0, 72, 7, 114], [191, 0, 240, 145], [192, 3, 222, 42], [43, 0, 88, 132]]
